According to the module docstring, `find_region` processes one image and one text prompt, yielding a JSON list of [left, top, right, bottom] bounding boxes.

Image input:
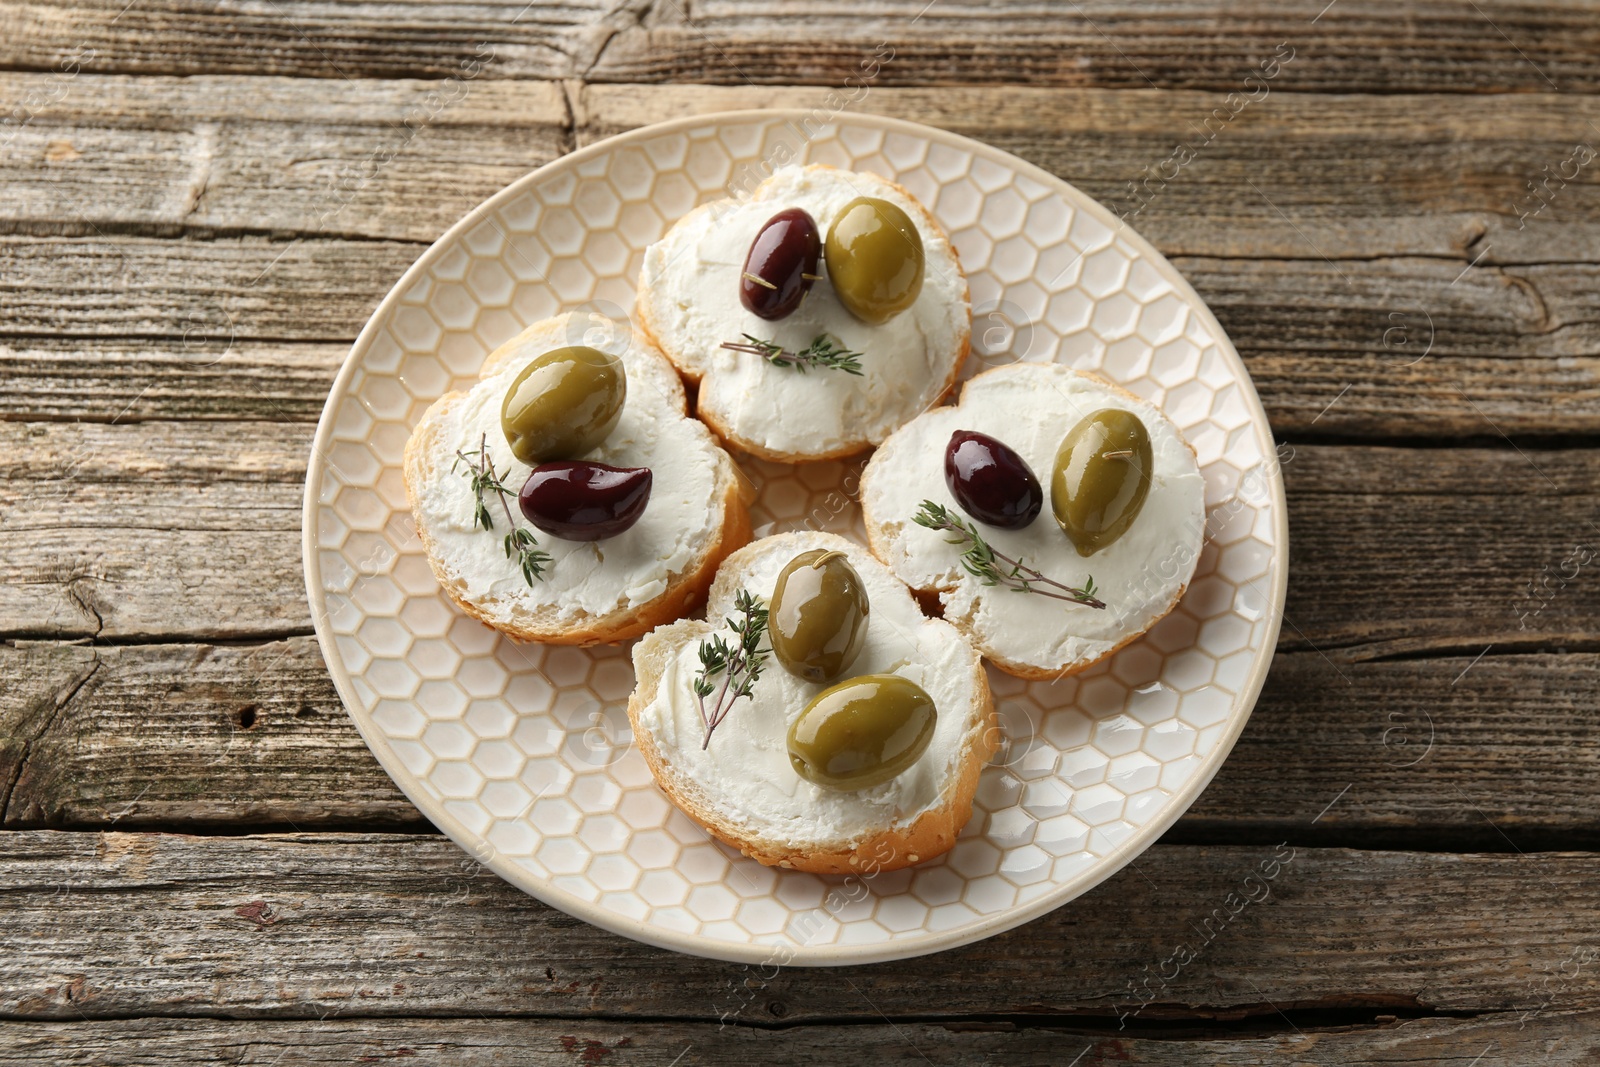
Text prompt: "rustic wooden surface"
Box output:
[[2, 1, 1598, 1063]]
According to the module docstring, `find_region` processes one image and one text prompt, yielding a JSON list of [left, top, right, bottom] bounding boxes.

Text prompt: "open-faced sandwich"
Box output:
[[636, 164, 971, 462], [628, 532, 996, 874], [403, 312, 751, 645], [860, 362, 1206, 680]]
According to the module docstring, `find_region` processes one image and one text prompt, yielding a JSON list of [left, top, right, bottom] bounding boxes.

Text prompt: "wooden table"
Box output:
[[3, 2, 1599, 1063]]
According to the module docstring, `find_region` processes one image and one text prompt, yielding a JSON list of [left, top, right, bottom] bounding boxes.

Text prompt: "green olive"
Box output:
[[769, 549, 870, 684], [500, 346, 625, 466], [787, 674, 936, 791], [1051, 408, 1153, 557], [824, 197, 925, 325]]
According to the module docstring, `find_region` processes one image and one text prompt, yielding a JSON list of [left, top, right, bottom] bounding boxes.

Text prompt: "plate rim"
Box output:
[[301, 108, 1290, 966]]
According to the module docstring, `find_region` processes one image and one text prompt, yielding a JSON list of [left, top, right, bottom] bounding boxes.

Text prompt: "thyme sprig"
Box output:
[[503, 527, 549, 586], [692, 589, 770, 749], [452, 433, 552, 586], [720, 333, 864, 375], [913, 500, 1106, 609]]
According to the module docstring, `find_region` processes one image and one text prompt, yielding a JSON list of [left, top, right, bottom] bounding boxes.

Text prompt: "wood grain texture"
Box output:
[[7, 0, 1599, 93], [2, 237, 1595, 435], [2, 831, 1596, 1022], [591, 1, 1600, 94], [0, 0, 615, 80], [0, 340, 344, 423], [4, 76, 1599, 433], [10, 76, 1600, 257], [0, 639, 413, 829], [3, 635, 1597, 847], [0, 419, 308, 640], [1281, 445, 1600, 655], [1192, 651, 1600, 847], [0, 234, 411, 341], [0, 1011, 1594, 1066], [0, 74, 570, 243], [1180, 257, 1599, 436]]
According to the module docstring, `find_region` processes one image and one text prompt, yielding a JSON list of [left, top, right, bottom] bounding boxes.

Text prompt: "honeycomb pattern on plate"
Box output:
[[306, 114, 1285, 964]]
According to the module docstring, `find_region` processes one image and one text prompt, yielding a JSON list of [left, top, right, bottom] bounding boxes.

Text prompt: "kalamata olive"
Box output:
[[500, 346, 625, 466], [769, 549, 870, 683], [741, 208, 821, 321], [944, 430, 1043, 530], [518, 461, 651, 541], [788, 674, 937, 791], [1051, 408, 1152, 557], [824, 197, 924, 325]]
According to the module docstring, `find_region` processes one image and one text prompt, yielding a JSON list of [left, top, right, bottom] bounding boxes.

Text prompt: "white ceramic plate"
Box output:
[[303, 111, 1288, 965]]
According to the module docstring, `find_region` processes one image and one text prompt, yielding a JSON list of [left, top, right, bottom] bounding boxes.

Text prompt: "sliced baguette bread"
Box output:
[[636, 164, 971, 463], [861, 362, 1207, 680], [628, 532, 997, 874], [403, 312, 751, 645]]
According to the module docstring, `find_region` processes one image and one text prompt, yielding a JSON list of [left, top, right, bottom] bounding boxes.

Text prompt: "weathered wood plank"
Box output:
[[1185, 257, 1600, 436], [4, 424, 1597, 648], [0, 0, 612, 80], [10, 75, 1600, 256], [0, 340, 344, 423], [1, 832, 1595, 1020], [0, 75, 570, 243], [0, 71, 569, 125], [0, 235, 412, 341], [591, 1, 1600, 94], [1192, 651, 1600, 847], [1281, 445, 1600, 654], [8, 0, 1600, 93], [3, 634, 1596, 848], [2, 236, 1596, 436], [0, 1011, 1593, 1066], [577, 80, 1600, 143], [0, 419, 308, 640], [0, 639, 414, 829]]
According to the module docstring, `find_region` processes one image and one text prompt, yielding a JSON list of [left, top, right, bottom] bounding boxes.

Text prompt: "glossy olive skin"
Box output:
[[741, 208, 821, 321], [787, 675, 937, 791], [500, 346, 625, 466], [1051, 408, 1153, 557], [944, 429, 1043, 530], [824, 197, 925, 325], [769, 549, 870, 683], [518, 461, 651, 541]]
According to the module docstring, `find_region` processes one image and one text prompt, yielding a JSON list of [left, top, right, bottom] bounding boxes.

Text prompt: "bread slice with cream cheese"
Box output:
[[636, 165, 971, 463], [861, 362, 1206, 679], [403, 313, 751, 645], [628, 532, 996, 874]]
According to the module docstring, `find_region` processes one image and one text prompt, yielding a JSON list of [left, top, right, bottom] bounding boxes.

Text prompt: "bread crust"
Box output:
[[860, 365, 1200, 680], [402, 314, 752, 646], [626, 532, 998, 874], [636, 164, 972, 464], [940, 580, 1190, 682]]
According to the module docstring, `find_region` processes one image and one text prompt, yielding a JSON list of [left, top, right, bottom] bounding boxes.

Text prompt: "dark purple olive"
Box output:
[[518, 461, 652, 541], [740, 208, 821, 321], [944, 430, 1043, 530]]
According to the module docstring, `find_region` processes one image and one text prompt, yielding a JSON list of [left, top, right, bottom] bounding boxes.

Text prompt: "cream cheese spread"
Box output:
[[411, 317, 728, 623], [864, 363, 1206, 673], [639, 166, 970, 457], [634, 535, 988, 848]]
